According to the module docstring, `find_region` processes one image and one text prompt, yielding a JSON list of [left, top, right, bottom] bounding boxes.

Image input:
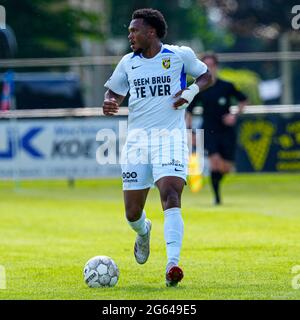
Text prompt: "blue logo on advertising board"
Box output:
[[0, 127, 44, 158]]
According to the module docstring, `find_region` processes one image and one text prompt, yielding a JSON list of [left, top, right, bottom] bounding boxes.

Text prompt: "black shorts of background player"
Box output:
[[186, 53, 248, 205]]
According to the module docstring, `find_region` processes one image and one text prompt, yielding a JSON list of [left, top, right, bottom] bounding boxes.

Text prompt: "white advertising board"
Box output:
[[0, 118, 125, 179]]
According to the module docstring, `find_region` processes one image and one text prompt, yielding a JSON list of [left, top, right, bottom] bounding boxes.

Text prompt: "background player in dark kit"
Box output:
[[186, 53, 247, 205]]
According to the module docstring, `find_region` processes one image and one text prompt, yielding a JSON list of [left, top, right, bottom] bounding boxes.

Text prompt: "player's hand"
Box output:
[[222, 114, 237, 126], [102, 98, 119, 116], [173, 89, 189, 109]]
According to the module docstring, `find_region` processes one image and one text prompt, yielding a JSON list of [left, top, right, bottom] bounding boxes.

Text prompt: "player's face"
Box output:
[[203, 58, 218, 79], [128, 19, 151, 53]]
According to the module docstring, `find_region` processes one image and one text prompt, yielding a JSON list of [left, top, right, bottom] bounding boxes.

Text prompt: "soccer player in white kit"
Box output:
[[103, 8, 212, 286]]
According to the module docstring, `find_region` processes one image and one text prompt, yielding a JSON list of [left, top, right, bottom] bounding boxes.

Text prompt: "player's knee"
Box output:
[[125, 203, 144, 222], [160, 188, 180, 209]]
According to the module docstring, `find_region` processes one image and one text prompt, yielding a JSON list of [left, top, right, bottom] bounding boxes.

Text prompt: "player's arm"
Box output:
[[185, 111, 193, 129], [174, 70, 212, 110], [103, 55, 129, 116], [184, 89, 201, 129], [195, 71, 213, 92], [236, 99, 248, 114], [223, 84, 248, 126], [173, 46, 213, 110], [223, 99, 248, 126], [102, 89, 125, 116], [231, 82, 248, 115]]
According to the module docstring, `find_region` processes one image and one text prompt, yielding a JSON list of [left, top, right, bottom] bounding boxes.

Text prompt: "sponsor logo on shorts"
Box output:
[[162, 159, 184, 169], [122, 171, 138, 183]]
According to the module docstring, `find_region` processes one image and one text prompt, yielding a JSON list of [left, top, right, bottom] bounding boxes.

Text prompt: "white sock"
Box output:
[[127, 210, 147, 236], [164, 207, 184, 267]]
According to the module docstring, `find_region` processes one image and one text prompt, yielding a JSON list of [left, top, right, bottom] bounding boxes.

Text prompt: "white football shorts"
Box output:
[[120, 140, 189, 190]]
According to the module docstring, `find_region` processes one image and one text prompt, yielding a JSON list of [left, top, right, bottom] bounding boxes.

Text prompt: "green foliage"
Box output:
[[206, 0, 297, 40], [218, 68, 262, 105], [186, 4, 235, 50], [1, 0, 103, 58], [108, 0, 235, 50]]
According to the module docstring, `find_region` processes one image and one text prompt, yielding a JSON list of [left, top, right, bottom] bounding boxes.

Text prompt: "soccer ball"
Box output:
[[83, 256, 119, 288]]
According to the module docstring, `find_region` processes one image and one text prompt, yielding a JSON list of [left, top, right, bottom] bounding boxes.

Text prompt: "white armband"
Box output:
[[177, 83, 200, 110]]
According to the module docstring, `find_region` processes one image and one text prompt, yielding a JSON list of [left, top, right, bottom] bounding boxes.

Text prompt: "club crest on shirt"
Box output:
[[162, 58, 170, 69]]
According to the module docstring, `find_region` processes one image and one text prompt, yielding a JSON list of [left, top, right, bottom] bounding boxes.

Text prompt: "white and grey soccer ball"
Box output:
[[83, 256, 119, 288]]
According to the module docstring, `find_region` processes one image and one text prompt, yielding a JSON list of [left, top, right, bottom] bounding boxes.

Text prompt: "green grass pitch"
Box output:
[[0, 173, 300, 300]]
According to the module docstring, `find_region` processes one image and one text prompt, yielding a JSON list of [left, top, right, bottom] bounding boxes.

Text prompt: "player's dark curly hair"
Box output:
[[132, 8, 168, 39]]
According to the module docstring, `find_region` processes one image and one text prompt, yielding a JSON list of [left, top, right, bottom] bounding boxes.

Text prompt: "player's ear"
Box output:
[[148, 27, 156, 38]]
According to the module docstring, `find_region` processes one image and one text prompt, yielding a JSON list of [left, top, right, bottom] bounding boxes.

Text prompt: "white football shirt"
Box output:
[[104, 44, 207, 136]]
